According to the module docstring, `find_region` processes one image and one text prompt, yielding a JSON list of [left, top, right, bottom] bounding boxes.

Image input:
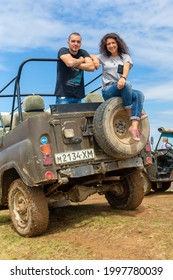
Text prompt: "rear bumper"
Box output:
[[59, 157, 144, 178]]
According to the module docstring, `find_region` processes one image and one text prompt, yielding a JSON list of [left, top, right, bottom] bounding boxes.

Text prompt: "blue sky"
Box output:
[[0, 0, 173, 145]]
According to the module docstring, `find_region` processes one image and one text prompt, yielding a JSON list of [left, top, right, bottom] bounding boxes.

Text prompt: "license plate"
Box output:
[[55, 149, 95, 164]]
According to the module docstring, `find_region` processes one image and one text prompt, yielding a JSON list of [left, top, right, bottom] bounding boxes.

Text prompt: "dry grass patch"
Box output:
[[1, 192, 173, 259]]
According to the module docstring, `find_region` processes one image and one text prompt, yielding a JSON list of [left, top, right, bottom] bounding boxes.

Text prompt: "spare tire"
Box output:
[[93, 97, 150, 159]]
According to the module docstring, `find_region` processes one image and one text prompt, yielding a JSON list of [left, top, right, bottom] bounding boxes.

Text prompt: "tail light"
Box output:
[[41, 143, 53, 166], [145, 156, 152, 165], [45, 171, 54, 180], [145, 140, 151, 152]]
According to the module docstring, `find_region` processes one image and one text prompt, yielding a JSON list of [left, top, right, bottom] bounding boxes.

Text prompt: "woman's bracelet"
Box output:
[[121, 76, 126, 80]]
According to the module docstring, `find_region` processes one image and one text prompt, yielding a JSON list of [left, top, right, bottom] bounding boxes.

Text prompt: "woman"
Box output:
[[92, 32, 147, 141]]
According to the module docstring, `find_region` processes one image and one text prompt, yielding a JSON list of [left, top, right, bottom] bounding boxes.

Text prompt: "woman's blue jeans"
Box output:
[[56, 96, 81, 104], [102, 81, 144, 121]]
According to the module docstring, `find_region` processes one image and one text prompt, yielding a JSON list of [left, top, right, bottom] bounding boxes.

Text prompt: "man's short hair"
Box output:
[[68, 32, 82, 41]]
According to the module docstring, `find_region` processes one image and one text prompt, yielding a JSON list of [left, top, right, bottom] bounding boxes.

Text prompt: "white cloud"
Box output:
[[0, 0, 173, 103], [140, 82, 173, 101], [0, 1, 69, 51], [1, 0, 173, 52], [162, 110, 173, 115]]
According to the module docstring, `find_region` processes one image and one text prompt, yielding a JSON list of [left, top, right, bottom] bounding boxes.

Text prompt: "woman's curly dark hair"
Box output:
[[99, 33, 130, 57]]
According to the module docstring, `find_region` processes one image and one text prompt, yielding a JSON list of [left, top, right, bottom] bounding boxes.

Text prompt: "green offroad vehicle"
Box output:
[[0, 58, 150, 237], [142, 127, 173, 195]]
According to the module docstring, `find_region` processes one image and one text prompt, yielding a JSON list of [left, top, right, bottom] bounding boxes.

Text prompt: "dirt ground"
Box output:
[[1, 187, 173, 260], [47, 186, 173, 260]]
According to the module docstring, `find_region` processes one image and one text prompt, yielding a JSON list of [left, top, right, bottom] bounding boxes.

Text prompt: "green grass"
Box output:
[[1, 194, 173, 260]]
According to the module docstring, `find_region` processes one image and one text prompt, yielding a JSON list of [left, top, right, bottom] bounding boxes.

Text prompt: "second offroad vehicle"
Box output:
[[143, 127, 173, 194]]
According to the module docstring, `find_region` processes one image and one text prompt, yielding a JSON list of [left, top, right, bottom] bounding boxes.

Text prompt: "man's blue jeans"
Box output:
[[102, 81, 144, 120], [56, 96, 81, 104]]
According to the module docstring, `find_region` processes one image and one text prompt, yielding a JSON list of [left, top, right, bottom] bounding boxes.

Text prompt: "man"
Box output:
[[54, 32, 95, 104]]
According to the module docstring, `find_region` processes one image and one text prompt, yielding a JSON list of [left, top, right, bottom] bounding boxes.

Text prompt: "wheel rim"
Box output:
[[13, 190, 29, 228], [105, 182, 129, 205], [112, 110, 130, 143]]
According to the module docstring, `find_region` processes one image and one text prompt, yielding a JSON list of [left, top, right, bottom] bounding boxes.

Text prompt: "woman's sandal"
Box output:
[[141, 113, 148, 120], [128, 126, 140, 141]]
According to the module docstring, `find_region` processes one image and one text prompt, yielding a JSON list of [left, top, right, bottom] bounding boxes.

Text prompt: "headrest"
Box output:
[[23, 95, 45, 112], [2, 114, 11, 127], [85, 92, 104, 103]]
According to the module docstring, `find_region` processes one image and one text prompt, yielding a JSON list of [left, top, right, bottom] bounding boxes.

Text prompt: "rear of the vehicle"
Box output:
[[48, 101, 146, 183], [44, 101, 148, 211]]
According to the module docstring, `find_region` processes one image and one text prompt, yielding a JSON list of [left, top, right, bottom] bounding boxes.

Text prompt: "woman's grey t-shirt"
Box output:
[[97, 53, 133, 89]]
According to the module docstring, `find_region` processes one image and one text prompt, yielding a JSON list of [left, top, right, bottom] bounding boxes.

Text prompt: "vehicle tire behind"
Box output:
[[151, 181, 171, 192], [93, 97, 150, 159], [141, 172, 152, 195], [105, 169, 144, 210], [8, 179, 49, 237]]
